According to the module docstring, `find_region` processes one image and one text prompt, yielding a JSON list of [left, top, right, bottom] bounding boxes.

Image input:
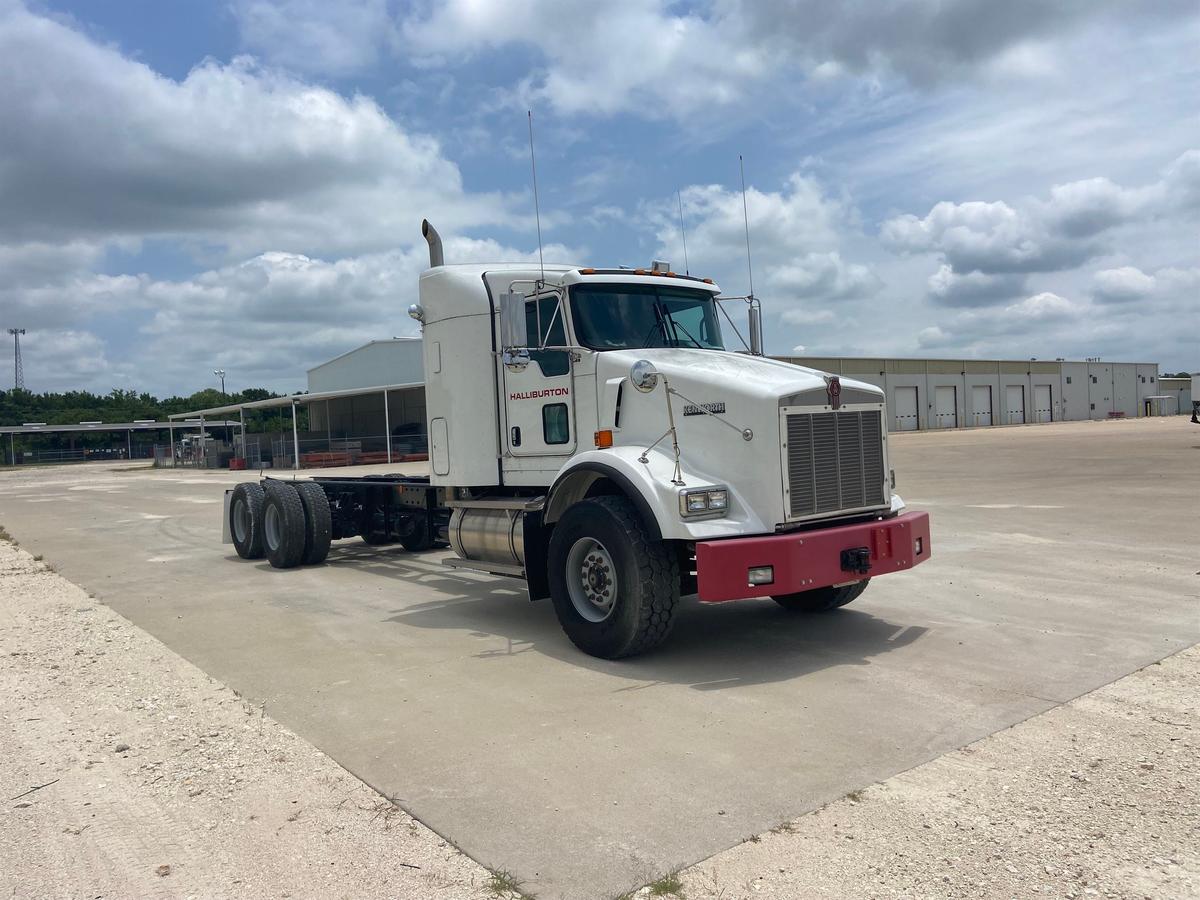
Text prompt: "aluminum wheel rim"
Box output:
[[233, 498, 249, 543], [565, 537, 617, 623], [264, 503, 281, 551]]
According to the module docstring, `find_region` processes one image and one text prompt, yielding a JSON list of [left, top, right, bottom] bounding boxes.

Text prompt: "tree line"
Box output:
[[0, 387, 309, 453]]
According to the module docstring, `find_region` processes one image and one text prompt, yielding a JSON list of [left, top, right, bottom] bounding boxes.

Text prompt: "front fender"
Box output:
[[546, 447, 772, 541]]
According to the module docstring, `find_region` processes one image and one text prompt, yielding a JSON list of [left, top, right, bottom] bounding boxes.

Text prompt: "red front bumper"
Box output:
[[694, 511, 931, 602]]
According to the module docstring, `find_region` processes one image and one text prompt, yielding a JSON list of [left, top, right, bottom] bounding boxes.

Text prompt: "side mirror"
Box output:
[[499, 292, 528, 349], [630, 359, 659, 393]]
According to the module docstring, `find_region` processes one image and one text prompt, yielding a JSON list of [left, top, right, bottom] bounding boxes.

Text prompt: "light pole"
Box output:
[[7, 328, 25, 390], [213, 369, 226, 395]]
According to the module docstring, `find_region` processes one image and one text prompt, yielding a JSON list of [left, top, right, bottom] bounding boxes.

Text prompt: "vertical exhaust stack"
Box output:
[[422, 219, 443, 268], [748, 301, 763, 356]]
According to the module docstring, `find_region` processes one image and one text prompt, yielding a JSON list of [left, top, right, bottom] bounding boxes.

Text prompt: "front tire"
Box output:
[[548, 496, 679, 659], [262, 481, 306, 569], [772, 579, 869, 612]]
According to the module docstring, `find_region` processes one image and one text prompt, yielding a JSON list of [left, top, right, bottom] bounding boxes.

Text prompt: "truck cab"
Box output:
[[406, 222, 930, 658]]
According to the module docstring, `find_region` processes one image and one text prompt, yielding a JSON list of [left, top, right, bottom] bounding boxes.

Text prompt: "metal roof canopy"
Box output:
[[165, 381, 426, 470], [0, 420, 238, 435], [166, 381, 425, 421]]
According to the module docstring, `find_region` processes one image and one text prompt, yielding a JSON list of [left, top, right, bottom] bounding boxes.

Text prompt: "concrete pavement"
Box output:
[[0, 417, 1195, 899]]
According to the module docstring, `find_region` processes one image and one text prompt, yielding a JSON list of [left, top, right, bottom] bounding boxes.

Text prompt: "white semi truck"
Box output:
[[224, 221, 931, 658]]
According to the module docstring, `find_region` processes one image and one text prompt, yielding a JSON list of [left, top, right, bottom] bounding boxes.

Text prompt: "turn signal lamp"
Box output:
[[594, 429, 614, 449]]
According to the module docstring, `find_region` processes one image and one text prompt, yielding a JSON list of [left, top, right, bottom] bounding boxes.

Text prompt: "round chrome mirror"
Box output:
[[407, 303, 425, 323], [629, 359, 659, 393]]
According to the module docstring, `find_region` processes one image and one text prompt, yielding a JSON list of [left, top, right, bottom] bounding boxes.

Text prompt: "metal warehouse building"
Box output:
[[170, 341, 1175, 471], [304, 338, 426, 441], [305, 343, 1167, 433], [779, 357, 1164, 431]]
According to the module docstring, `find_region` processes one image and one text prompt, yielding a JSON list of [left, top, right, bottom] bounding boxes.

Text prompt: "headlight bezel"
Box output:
[[678, 485, 730, 519]]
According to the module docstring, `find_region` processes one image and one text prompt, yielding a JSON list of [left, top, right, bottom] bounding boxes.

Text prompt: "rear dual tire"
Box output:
[[232, 480, 332, 569], [295, 482, 332, 566], [263, 481, 307, 569], [230, 483, 266, 560]]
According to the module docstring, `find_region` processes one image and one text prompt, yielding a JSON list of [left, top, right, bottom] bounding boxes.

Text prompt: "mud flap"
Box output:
[[221, 489, 233, 544]]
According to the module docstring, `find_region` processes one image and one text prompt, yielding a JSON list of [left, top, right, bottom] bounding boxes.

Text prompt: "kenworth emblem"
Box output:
[[682, 401, 726, 416], [826, 376, 842, 409]]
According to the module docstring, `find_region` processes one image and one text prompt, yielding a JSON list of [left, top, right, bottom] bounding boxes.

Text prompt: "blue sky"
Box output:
[[0, 0, 1196, 395]]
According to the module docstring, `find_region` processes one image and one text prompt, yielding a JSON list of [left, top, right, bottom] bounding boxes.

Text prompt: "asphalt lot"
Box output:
[[1, 417, 1196, 899]]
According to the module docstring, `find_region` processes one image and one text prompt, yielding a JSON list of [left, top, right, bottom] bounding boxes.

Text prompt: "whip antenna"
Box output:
[[677, 189, 690, 276], [739, 154, 755, 298], [527, 110, 545, 287]]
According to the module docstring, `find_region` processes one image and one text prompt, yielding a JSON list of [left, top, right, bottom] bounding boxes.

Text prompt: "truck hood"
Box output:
[[599, 348, 883, 406]]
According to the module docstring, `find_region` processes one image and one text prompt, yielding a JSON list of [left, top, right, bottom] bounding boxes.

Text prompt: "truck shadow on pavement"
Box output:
[[323, 543, 929, 691]]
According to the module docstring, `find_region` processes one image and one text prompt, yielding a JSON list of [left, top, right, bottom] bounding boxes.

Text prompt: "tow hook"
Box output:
[[840, 547, 872, 575]]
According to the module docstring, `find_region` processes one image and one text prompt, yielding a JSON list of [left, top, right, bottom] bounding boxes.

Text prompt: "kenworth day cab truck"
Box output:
[[224, 221, 931, 658]]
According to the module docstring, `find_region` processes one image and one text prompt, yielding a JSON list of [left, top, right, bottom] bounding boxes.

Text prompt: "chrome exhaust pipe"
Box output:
[[421, 219, 443, 268], [748, 300, 764, 355]]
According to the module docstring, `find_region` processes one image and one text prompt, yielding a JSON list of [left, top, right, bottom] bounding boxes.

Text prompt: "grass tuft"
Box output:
[[647, 871, 685, 897], [486, 868, 534, 898]]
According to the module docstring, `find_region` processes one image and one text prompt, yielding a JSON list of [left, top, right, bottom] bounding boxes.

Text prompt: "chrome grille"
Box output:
[[785, 410, 886, 518]]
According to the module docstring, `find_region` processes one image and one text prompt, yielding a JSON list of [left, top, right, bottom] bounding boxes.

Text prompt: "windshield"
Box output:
[[569, 284, 725, 351]]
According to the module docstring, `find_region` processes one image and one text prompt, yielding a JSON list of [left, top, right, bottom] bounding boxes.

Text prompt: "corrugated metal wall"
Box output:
[[774, 357, 1161, 432]]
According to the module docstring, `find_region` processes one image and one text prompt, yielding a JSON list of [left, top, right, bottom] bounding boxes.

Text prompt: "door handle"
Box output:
[[511, 426, 521, 447]]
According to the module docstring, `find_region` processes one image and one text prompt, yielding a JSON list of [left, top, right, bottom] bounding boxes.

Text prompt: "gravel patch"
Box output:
[[0, 538, 507, 899], [679, 646, 1198, 899]]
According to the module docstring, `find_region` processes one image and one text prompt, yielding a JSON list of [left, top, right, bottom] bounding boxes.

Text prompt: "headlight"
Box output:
[[679, 486, 729, 518]]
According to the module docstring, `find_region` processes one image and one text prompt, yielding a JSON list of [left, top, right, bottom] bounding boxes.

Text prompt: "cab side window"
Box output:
[[525, 296, 570, 377], [542, 403, 570, 444]]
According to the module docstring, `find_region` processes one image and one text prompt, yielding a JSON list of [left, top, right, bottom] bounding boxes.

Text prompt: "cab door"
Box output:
[[503, 294, 576, 457]]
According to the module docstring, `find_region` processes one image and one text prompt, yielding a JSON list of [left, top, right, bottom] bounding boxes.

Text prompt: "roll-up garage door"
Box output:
[[893, 386, 919, 431], [1005, 385, 1026, 424], [972, 385, 993, 426], [1033, 384, 1052, 423], [934, 385, 957, 428]]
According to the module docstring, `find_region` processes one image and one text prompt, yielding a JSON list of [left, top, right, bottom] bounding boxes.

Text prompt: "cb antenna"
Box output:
[[527, 111, 545, 288], [739, 155, 755, 298], [676, 189, 690, 276]]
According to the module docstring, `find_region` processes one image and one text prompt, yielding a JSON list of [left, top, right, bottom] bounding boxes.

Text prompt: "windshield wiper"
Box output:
[[665, 312, 703, 348], [639, 303, 668, 348]]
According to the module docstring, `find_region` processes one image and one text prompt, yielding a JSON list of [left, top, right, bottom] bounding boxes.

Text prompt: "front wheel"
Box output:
[[772, 579, 869, 613], [548, 496, 679, 659]]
